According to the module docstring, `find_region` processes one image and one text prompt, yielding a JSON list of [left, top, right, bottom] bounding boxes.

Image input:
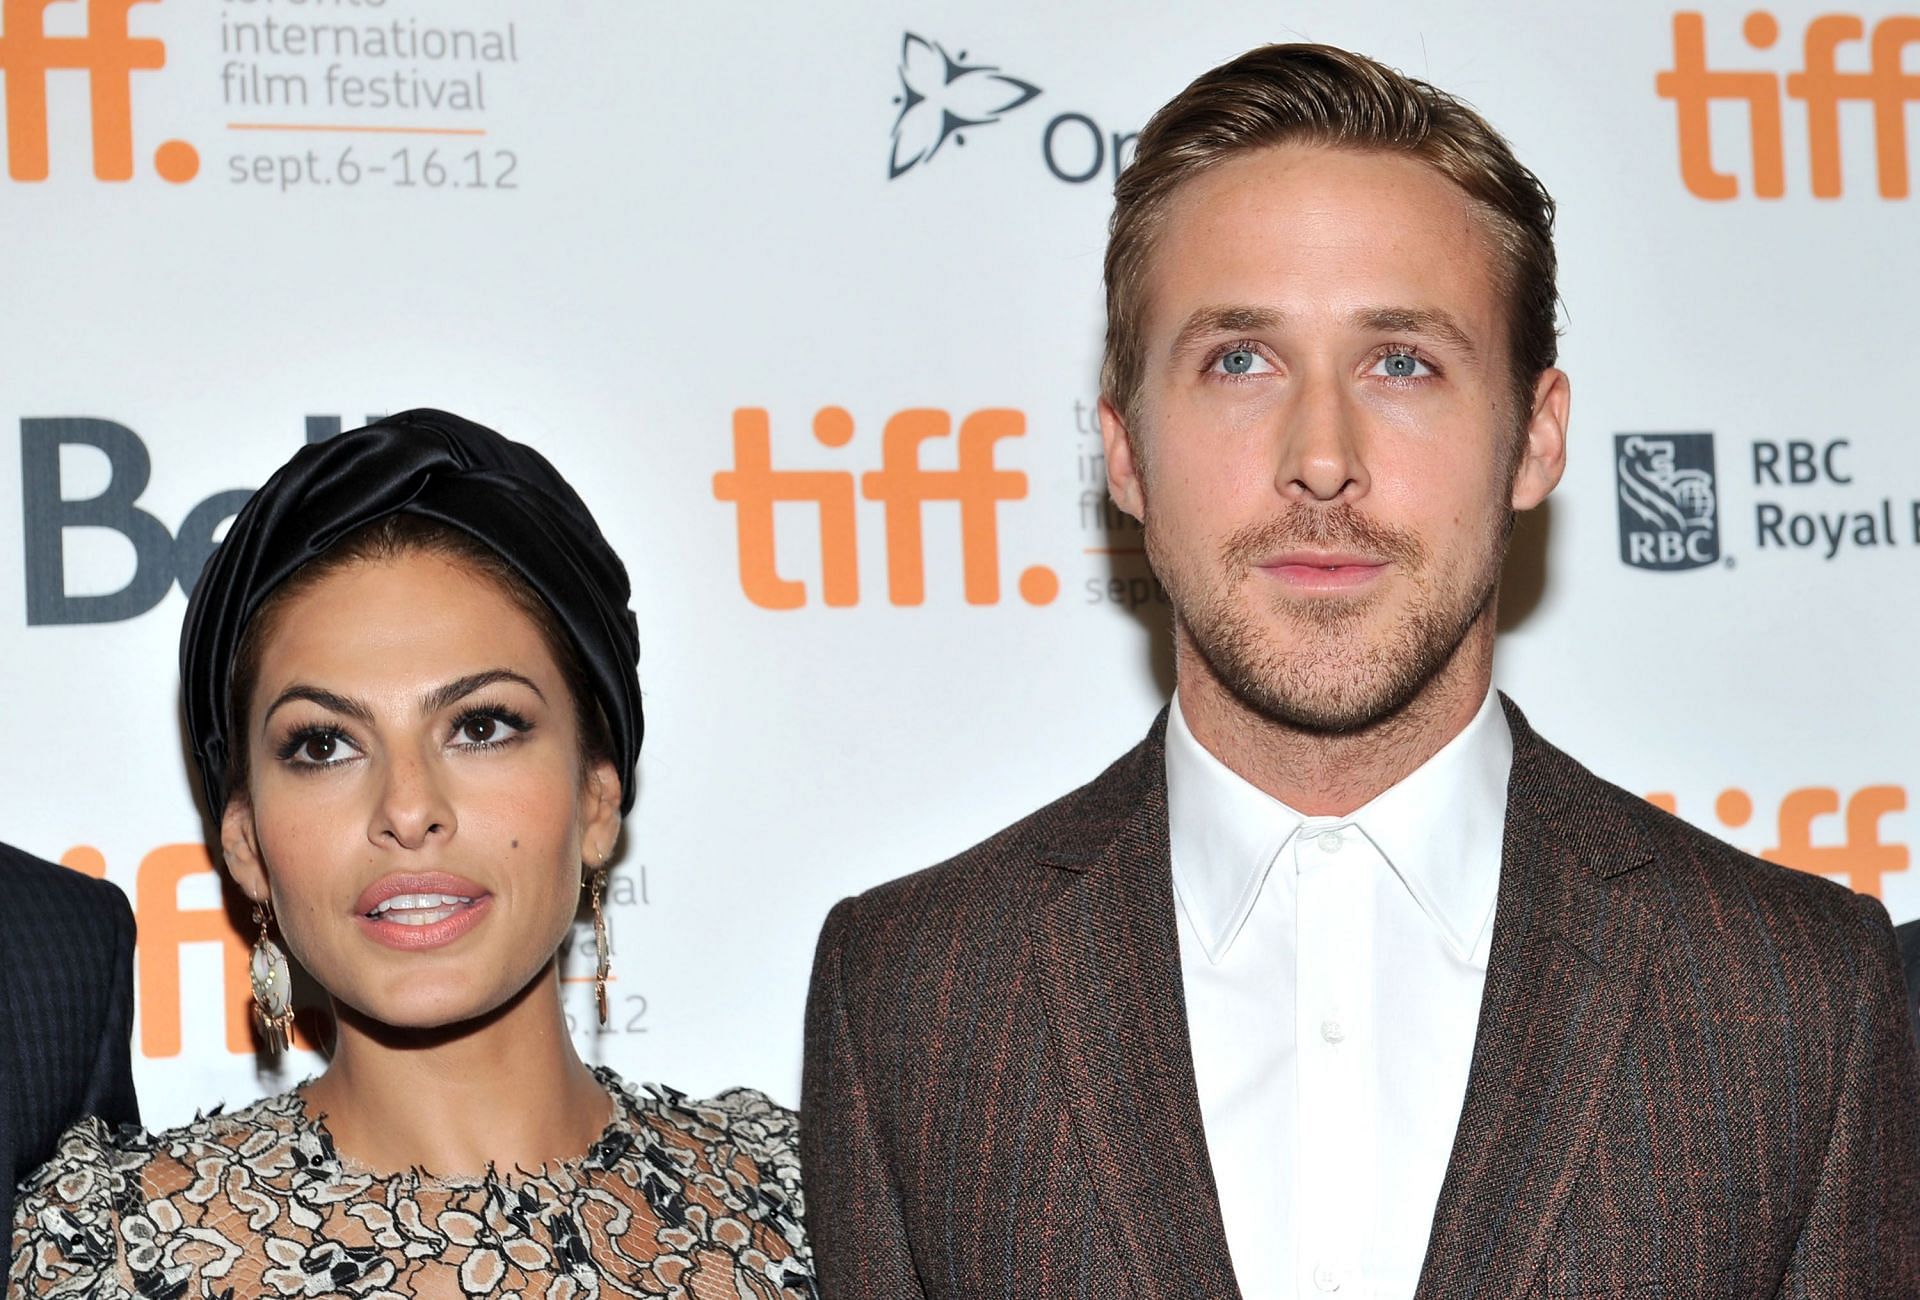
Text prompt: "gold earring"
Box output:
[[587, 854, 613, 1027], [250, 898, 295, 1053]]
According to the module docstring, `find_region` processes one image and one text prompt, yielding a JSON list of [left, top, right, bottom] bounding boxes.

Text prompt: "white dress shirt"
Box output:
[[1165, 688, 1512, 1300]]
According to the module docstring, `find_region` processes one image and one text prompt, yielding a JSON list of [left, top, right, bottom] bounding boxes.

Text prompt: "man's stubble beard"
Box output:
[[1148, 500, 1513, 736]]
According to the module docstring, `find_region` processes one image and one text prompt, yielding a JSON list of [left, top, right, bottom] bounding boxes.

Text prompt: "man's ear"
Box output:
[[1099, 396, 1147, 523], [221, 799, 269, 902], [1511, 367, 1570, 511]]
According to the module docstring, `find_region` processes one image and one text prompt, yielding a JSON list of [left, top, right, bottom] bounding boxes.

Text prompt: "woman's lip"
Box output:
[[358, 894, 493, 951], [353, 871, 490, 917]]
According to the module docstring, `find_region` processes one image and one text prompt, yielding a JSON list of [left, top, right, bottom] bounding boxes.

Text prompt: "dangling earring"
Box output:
[[250, 897, 295, 1053], [588, 851, 612, 1027]]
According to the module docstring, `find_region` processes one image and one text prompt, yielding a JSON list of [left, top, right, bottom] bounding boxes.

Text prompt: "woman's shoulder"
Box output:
[[599, 1070, 807, 1233], [13, 1091, 318, 1245], [605, 1071, 797, 1163]]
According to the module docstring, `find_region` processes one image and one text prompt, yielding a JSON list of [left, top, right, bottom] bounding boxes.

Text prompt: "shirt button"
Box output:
[[1316, 829, 1344, 853], [1320, 1019, 1346, 1045], [1313, 1264, 1342, 1292]]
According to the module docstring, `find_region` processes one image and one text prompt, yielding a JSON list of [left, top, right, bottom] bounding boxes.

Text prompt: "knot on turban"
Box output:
[[180, 408, 641, 821]]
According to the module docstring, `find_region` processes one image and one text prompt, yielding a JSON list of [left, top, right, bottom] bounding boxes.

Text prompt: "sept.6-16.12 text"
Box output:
[[227, 145, 518, 191]]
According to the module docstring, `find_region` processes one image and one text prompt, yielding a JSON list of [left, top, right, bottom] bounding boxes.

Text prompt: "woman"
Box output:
[[10, 410, 814, 1298]]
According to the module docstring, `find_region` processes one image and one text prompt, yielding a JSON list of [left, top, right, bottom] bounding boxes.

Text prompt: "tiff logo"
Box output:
[[0, 0, 198, 181], [711, 406, 1059, 609], [1657, 10, 1920, 199]]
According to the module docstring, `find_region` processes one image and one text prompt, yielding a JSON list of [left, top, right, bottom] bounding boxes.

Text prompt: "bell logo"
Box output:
[[0, 0, 198, 181], [1657, 10, 1920, 199], [712, 406, 1059, 609]]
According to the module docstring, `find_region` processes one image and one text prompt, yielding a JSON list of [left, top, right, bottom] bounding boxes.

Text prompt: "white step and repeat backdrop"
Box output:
[[3, 0, 1916, 1128]]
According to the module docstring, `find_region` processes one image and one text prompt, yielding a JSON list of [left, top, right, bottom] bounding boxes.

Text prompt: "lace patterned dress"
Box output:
[[8, 1068, 814, 1299]]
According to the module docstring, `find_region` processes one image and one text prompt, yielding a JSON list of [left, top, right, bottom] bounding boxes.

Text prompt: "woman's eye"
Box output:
[[449, 710, 529, 749], [284, 729, 360, 768], [1373, 350, 1431, 379], [1214, 348, 1271, 377], [460, 716, 501, 745]]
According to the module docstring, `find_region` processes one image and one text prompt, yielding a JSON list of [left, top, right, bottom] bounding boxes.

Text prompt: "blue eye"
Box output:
[[1374, 351, 1430, 379], [1215, 348, 1273, 377]]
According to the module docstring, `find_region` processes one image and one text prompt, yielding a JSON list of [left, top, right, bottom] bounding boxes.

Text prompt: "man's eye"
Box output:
[[1215, 348, 1270, 376], [1374, 351, 1431, 379]]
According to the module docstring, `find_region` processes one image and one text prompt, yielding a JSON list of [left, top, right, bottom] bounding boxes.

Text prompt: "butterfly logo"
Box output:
[[888, 33, 1042, 179]]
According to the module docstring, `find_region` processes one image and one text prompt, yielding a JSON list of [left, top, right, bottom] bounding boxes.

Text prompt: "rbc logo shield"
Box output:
[[1616, 433, 1719, 571]]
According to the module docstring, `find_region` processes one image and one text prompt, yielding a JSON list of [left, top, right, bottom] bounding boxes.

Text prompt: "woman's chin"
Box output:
[[335, 987, 507, 1037], [329, 960, 557, 1040]]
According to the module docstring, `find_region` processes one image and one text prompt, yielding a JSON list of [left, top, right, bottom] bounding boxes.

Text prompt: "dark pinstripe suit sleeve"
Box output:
[[1898, 919, 1920, 1060], [78, 884, 138, 1131], [802, 897, 926, 1300], [3, 855, 141, 1154], [1776, 893, 1920, 1293]]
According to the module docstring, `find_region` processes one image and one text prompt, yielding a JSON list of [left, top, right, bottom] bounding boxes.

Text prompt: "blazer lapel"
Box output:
[[1029, 712, 1242, 1300], [1413, 699, 1667, 1300]]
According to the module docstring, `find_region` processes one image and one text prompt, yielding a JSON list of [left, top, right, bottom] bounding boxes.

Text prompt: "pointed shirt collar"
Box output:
[[1165, 687, 1512, 966]]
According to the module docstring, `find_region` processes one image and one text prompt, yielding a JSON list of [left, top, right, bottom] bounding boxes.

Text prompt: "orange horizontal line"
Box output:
[[1084, 546, 1147, 554], [560, 974, 616, 985], [226, 122, 487, 136]]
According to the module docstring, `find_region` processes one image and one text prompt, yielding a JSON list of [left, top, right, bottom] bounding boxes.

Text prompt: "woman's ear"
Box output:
[[582, 759, 622, 865], [221, 799, 269, 902]]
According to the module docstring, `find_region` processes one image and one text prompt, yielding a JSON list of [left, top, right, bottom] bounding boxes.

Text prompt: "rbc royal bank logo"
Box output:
[[0, 0, 198, 181], [1616, 433, 1721, 571]]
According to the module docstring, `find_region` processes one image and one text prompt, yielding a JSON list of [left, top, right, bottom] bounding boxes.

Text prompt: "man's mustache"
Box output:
[[1218, 507, 1426, 571]]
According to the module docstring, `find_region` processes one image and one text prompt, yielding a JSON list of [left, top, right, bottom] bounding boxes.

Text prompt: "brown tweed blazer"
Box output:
[[801, 699, 1920, 1298]]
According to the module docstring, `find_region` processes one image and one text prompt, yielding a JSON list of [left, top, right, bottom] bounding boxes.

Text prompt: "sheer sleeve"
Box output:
[[9, 1116, 130, 1298]]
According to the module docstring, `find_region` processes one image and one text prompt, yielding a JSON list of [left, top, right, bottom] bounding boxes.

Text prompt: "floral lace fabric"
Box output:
[[9, 1068, 814, 1299]]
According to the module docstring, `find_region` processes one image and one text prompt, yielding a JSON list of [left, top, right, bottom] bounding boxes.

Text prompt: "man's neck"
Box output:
[[1174, 619, 1497, 818]]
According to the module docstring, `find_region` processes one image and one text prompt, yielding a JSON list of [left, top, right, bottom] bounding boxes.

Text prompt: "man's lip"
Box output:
[[353, 871, 491, 917], [1258, 551, 1386, 571]]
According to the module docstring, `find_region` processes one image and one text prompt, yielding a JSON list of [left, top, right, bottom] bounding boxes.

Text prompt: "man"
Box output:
[[0, 841, 139, 1271], [802, 42, 1920, 1299]]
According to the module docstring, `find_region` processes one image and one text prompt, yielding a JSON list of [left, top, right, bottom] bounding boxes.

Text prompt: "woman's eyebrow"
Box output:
[[261, 684, 374, 729], [419, 669, 546, 716]]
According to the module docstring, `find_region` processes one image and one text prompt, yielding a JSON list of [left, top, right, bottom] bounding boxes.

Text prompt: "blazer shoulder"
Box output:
[[1518, 716, 1886, 958], [0, 842, 134, 947], [834, 718, 1163, 930], [1899, 918, 1920, 984]]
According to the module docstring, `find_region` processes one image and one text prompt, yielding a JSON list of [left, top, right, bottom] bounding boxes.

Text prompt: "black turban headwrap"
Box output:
[[180, 408, 641, 821]]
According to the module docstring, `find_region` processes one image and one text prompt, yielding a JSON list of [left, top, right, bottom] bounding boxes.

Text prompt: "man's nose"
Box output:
[[1274, 369, 1368, 503]]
